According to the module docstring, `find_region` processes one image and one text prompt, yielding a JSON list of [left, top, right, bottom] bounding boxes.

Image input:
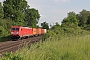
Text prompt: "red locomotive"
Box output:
[[10, 26, 47, 40]]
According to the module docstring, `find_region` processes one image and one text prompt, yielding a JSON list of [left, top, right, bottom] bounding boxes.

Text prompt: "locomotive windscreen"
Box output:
[[12, 28, 19, 31]]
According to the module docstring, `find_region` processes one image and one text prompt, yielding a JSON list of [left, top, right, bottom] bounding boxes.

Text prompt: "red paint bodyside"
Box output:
[[10, 26, 33, 38], [20, 27, 33, 37]]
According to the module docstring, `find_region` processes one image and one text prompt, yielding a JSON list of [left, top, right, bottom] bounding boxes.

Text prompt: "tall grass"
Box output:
[[1, 35, 90, 60]]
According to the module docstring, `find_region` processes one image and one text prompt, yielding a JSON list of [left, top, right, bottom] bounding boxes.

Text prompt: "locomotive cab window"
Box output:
[[16, 28, 19, 30], [12, 28, 19, 31]]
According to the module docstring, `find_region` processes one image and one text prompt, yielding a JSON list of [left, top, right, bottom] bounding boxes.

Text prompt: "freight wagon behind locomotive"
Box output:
[[10, 26, 47, 40]]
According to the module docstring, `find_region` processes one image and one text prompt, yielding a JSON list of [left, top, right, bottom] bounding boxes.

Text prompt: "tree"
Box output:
[[0, 2, 4, 19], [25, 8, 40, 27], [0, 26, 8, 37], [3, 0, 29, 26], [77, 9, 90, 27], [41, 21, 49, 29], [51, 22, 60, 29], [55, 22, 60, 27], [61, 12, 81, 34], [87, 15, 90, 25], [61, 12, 78, 28]]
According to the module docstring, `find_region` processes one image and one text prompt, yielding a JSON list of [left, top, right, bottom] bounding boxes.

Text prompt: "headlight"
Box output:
[[16, 32, 19, 34], [11, 32, 14, 34], [11, 32, 19, 34]]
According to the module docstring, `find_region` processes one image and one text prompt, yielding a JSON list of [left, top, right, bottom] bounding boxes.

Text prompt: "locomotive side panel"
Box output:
[[21, 27, 33, 37]]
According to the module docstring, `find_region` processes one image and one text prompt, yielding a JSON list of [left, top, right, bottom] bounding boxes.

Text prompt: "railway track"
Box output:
[[0, 36, 41, 57]]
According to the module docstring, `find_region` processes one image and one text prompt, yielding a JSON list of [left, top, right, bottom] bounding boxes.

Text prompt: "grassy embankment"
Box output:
[[1, 34, 90, 60]]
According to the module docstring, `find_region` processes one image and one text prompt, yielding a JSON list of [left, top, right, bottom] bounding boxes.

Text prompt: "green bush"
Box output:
[[0, 26, 10, 41], [0, 19, 12, 41], [0, 26, 8, 37], [42, 30, 57, 41]]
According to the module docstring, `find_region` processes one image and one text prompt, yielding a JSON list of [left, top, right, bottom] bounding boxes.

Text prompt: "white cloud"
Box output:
[[40, 15, 46, 18], [54, 0, 60, 2], [54, 0, 69, 2], [61, 0, 69, 2]]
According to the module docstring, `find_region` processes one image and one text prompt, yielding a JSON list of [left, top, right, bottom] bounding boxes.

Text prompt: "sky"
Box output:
[[0, 0, 90, 26]]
